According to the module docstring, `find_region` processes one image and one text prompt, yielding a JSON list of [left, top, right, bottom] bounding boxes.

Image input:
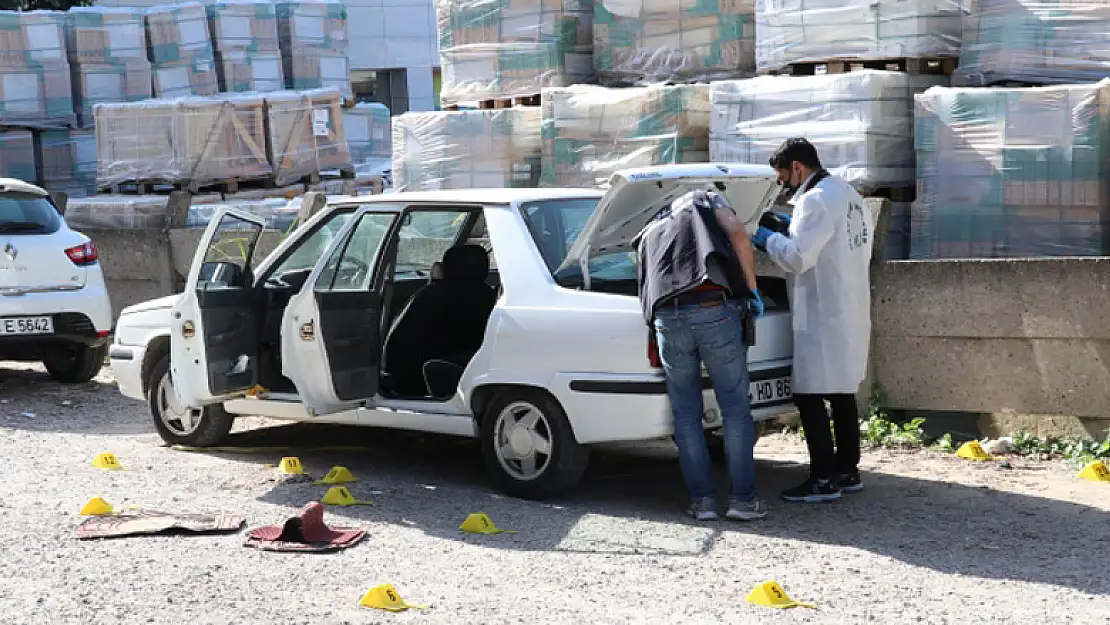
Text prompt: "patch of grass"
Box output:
[[1007, 429, 1110, 465]]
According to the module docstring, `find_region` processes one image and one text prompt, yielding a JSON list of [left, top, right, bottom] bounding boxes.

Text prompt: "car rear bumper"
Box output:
[[0, 283, 113, 333], [0, 312, 109, 357], [108, 342, 147, 402]]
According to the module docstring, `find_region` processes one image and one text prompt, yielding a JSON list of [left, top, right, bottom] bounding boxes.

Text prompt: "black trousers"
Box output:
[[794, 393, 861, 480]]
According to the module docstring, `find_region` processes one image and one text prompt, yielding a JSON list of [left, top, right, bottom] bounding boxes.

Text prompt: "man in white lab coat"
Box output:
[[751, 138, 874, 503]]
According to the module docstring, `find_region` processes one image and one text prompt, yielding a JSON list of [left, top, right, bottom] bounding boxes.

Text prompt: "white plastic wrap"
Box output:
[[144, 2, 219, 97], [275, 0, 351, 98], [343, 102, 391, 176], [0, 130, 37, 184], [63, 195, 173, 230], [709, 70, 947, 193], [0, 10, 75, 129], [912, 80, 1110, 259], [435, 0, 594, 104], [594, 0, 756, 86], [263, 88, 352, 186], [207, 0, 285, 92], [755, 0, 967, 73], [188, 197, 300, 230], [540, 83, 709, 187], [954, 0, 1110, 86], [38, 129, 98, 198], [94, 93, 273, 188], [391, 108, 541, 191]]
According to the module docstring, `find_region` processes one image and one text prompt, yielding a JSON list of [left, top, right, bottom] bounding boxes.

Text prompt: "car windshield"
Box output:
[[519, 197, 637, 290], [0, 192, 61, 234]]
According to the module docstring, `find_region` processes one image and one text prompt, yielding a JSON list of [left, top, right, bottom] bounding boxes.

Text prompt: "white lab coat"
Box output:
[[765, 173, 874, 395]]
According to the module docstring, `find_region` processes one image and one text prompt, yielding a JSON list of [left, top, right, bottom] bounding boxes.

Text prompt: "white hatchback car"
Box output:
[[0, 178, 113, 382], [110, 163, 795, 499]]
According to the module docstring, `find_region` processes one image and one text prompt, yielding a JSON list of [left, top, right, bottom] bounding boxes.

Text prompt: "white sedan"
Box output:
[[109, 163, 795, 500]]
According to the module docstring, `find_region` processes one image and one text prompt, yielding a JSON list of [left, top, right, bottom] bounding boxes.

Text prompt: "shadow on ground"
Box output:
[[0, 365, 145, 435], [172, 421, 1110, 596]]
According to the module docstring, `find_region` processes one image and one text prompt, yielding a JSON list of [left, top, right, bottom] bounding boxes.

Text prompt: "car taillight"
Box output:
[[65, 241, 98, 266], [647, 336, 662, 369]]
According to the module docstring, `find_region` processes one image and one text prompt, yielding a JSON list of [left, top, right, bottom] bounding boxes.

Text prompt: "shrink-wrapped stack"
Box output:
[[0, 130, 38, 183], [709, 71, 945, 193], [188, 197, 300, 230], [63, 195, 172, 229], [38, 128, 97, 197], [540, 84, 709, 187], [0, 11, 76, 128], [955, 0, 1110, 86], [263, 88, 352, 186], [144, 2, 219, 97], [93, 93, 272, 188], [435, 0, 594, 105], [755, 0, 966, 73], [207, 0, 285, 93], [64, 7, 153, 128], [391, 108, 541, 191], [911, 81, 1110, 259], [343, 102, 391, 175], [275, 1, 351, 98], [594, 0, 756, 86]]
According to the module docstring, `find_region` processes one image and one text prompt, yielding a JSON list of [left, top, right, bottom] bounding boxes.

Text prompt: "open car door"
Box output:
[[557, 163, 782, 285], [171, 207, 267, 407], [280, 207, 398, 416]]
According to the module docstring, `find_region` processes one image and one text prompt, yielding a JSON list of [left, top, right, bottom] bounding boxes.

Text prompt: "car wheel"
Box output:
[[479, 388, 589, 501], [147, 354, 234, 447], [43, 342, 108, 383]]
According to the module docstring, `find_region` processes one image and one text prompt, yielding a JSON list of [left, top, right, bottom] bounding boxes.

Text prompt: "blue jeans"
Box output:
[[653, 300, 756, 503]]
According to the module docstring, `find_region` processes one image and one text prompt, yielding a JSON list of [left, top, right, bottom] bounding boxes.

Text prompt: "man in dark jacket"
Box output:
[[634, 189, 768, 521]]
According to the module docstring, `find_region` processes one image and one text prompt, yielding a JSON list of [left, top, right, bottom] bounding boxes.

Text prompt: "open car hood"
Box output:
[[556, 163, 782, 275]]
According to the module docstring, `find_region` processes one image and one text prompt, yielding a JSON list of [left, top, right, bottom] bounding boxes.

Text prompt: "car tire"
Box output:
[[146, 354, 234, 447], [43, 342, 108, 383], [479, 388, 589, 501]]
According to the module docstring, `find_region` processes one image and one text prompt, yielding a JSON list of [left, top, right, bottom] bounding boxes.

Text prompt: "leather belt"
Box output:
[[664, 288, 728, 308]]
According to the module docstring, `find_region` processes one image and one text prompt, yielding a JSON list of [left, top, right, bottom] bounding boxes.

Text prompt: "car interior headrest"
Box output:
[[441, 244, 489, 283], [429, 261, 444, 281]]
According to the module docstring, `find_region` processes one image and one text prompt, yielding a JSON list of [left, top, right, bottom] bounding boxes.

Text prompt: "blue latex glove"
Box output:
[[747, 289, 765, 318], [751, 226, 775, 252], [774, 211, 792, 228]]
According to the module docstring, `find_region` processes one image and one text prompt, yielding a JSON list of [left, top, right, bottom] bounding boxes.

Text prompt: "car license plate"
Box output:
[[750, 376, 791, 408], [0, 316, 54, 336]]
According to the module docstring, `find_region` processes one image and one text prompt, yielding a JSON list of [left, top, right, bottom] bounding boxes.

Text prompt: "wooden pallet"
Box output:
[[441, 93, 541, 111], [98, 169, 355, 196], [768, 56, 958, 77]]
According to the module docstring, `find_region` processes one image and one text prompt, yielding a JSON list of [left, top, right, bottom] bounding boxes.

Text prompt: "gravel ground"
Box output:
[[0, 361, 1108, 625]]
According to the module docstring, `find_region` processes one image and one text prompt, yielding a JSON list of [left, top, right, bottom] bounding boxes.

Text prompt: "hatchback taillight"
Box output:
[[65, 241, 98, 266]]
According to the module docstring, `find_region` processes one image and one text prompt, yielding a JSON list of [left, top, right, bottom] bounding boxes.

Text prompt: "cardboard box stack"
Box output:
[[435, 0, 594, 105], [911, 80, 1110, 259], [343, 102, 391, 175], [93, 93, 273, 189], [755, 0, 965, 73], [263, 87, 353, 186], [144, 2, 219, 98], [275, 0, 351, 98], [391, 108, 541, 190], [540, 83, 709, 187], [38, 128, 97, 197], [207, 0, 285, 93], [594, 0, 756, 86], [0, 129, 38, 183], [955, 0, 1110, 86], [64, 7, 152, 129], [0, 10, 75, 128]]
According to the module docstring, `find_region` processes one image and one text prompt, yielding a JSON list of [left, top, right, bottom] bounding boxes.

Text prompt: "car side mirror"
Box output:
[[199, 261, 244, 288]]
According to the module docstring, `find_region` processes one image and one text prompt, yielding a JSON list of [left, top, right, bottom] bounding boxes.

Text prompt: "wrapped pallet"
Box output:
[[0, 130, 37, 183], [263, 88, 352, 186], [65, 7, 153, 129], [435, 0, 594, 105], [391, 108, 541, 191], [709, 71, 947, 193], [594, 0, 756, 86], [0, 11, 75, 129], [207, 0, 285, 92], [94, 93, 272, 189], [37, 129, 97, 197], [911, 81, 1110, 259], [144, 2, 219, 97], [955, 0, 1110, 86], [343, 102, 391, 175], [275, 1, 351, 98], [755, 0, 965, 73], [63, 195, 172, 229], [541, 83, 708, 187]]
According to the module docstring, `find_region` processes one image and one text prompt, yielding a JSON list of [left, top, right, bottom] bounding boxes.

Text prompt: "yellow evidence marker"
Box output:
[[314, 466, 357, 485], [359, 584, 429, 612], [321, 486, 374, 506], [80, 497, 115, 516], [459, 512, 516, 534], [1078, 460, 1110, 483], [277, 457, 304, 474], [956, 441, 993, 461], [92, 452, 123, 470], [745, 580, 817, 609]]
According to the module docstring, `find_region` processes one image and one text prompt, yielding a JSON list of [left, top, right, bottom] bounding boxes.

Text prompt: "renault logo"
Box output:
[[3, 243, 15, 261]]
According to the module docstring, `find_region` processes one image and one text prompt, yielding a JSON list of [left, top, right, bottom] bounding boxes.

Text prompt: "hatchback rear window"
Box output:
[[0, 192, 61, 234]]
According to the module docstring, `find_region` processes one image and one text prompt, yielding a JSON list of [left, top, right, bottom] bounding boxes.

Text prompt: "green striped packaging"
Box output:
[[64, 7, 148, 65], [344, 102, 392, 175], [145, 2, 219, 97], [37, 128, 97, 197], [0, 129, 37, 184]]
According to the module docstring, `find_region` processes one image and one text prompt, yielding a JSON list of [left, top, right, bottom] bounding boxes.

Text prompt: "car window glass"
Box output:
[[393, 209, 473, 279], [0, 193, 61, 233], [265, 211, 353, 286], [316, 212, 396, 291], [462, 211, 497, 269], [198, 213, 263, 290], [519, 198, 601, 273]]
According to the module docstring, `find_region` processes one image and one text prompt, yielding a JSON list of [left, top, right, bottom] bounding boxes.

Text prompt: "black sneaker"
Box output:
[[838, 471, 864, 493], [781, 477, 842, 503]]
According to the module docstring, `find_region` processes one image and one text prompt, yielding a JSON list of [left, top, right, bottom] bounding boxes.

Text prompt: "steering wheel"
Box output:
[[335, 256, 370, 286]]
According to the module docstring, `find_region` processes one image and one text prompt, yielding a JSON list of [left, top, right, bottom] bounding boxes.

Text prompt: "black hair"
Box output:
[[768, 137, 822, 171]]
